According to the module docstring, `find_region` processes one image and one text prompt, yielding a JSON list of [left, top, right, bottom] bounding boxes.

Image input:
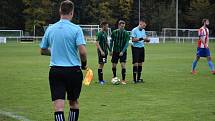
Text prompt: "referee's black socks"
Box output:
[[137, 66, 142, 80], [68, 108, 79, 121], [54, 111, 65, 121], [98, 69, 103, 81], [133, 66, 138, 82]]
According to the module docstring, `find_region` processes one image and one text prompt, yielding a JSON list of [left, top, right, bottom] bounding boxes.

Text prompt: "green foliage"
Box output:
[[80, 0, 99, 24], [97, 1, 115, 26], [184, 0, 210, 28], [22, 0, 52, 34], [1, 0, 215, 35], [0, 0, 24, 29]]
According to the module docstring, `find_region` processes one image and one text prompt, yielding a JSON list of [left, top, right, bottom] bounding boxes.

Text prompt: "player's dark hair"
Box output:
[[202, 18, 209, 25], [60, 0, 74, 15], [100, 21, 108, 27]]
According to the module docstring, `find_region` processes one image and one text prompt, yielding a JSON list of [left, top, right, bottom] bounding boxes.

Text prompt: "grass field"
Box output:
[[0, 41, 215, 121]]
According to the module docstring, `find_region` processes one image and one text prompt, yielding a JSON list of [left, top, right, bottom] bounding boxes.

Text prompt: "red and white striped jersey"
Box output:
[[198, 27, 209, 48]]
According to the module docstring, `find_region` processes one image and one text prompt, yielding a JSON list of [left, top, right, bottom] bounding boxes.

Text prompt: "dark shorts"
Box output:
[[196, 47, 211, 57], [111, 51, 127, 63], [49, 66, 83, 101], [97, 50, 108, 64], [131, 46, 145, 64]]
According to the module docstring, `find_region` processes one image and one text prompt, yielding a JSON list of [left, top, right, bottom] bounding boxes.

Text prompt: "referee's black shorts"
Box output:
[[49, 66, 83, 101], [131, 46, 145, 64]]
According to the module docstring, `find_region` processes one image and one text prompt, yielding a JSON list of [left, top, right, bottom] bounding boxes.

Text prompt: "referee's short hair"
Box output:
[[60, 0, 74, 15], [139, 19, 146, 23]]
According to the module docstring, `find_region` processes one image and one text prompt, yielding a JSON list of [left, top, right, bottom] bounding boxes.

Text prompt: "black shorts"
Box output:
[[97, 50, 108, 64], [131, 46, 145, 64], [49, 66, 83, 101], [111, 51, 127, 63]]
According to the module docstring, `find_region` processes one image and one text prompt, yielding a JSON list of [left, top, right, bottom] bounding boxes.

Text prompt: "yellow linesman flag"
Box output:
[[83, 68, 93, 86]]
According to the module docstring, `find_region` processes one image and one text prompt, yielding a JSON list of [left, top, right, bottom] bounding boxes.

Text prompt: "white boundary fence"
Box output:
[[159, 36, 215, 43], [2, 36, 215, 44]]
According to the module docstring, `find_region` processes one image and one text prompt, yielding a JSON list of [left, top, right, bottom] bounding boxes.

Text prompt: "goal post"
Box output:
[[42, 24, 111, 42], [162, 28, 199, 43], [80, 25, 111, 42], [0, 30, 23, 43]]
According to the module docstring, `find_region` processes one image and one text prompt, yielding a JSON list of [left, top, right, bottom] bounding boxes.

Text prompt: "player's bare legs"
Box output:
[[68, 100, 79, 121], [54, 99, 65, 111], [112, 63, 117, 78], [53, 99, 65, 121], [69, 100, 79, 109]]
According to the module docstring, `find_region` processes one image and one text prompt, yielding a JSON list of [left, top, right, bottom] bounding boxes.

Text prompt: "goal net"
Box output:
[[0, 30, 23, 42], [80, 25, 111, 42], [43, 24, 111, 42], [162, 28, 199, 43]]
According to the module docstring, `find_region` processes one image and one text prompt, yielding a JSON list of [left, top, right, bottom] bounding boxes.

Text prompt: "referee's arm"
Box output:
[[40, 29, 51, 56], [79, 45, 87, 70], [40, 48, 51, 56]]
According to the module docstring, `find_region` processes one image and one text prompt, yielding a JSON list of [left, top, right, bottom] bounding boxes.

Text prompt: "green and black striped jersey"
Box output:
[[110, 29, 130, 52], [96, 31, 109, 54]]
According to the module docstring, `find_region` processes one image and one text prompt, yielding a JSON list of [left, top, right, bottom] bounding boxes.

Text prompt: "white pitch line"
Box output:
[[0, 109, 31, 121]]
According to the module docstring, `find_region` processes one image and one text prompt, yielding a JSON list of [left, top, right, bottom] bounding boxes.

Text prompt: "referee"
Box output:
[[110, 20, 130, 84], [40, 1, 87, 121], [131, 20, 150, 83]]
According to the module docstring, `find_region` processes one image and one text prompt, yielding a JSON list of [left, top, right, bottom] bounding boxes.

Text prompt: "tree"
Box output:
[[184, 0, 210, 28], [97, 1, 115, 26], [23, 0, 52, 35], [110, 0, 133, 29], [0, 0, 24, 30], [77, 0, 99, 24]]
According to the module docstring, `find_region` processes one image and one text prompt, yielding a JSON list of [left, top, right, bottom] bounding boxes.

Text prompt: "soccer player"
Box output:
[[110, 20, 130, 84], [40, 1, 87, 121], [96, 21, 109, 85], [191, 18, 215, 75], [131, 20, 150, 83]]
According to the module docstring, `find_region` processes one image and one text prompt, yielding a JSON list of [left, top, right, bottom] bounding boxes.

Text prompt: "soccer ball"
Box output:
[[111, 77, 120, 85]]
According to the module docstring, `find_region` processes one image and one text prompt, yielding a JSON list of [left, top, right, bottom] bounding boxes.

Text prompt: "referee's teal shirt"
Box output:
[[131, 26, 146, 48], [40, 19, 86, 67]]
